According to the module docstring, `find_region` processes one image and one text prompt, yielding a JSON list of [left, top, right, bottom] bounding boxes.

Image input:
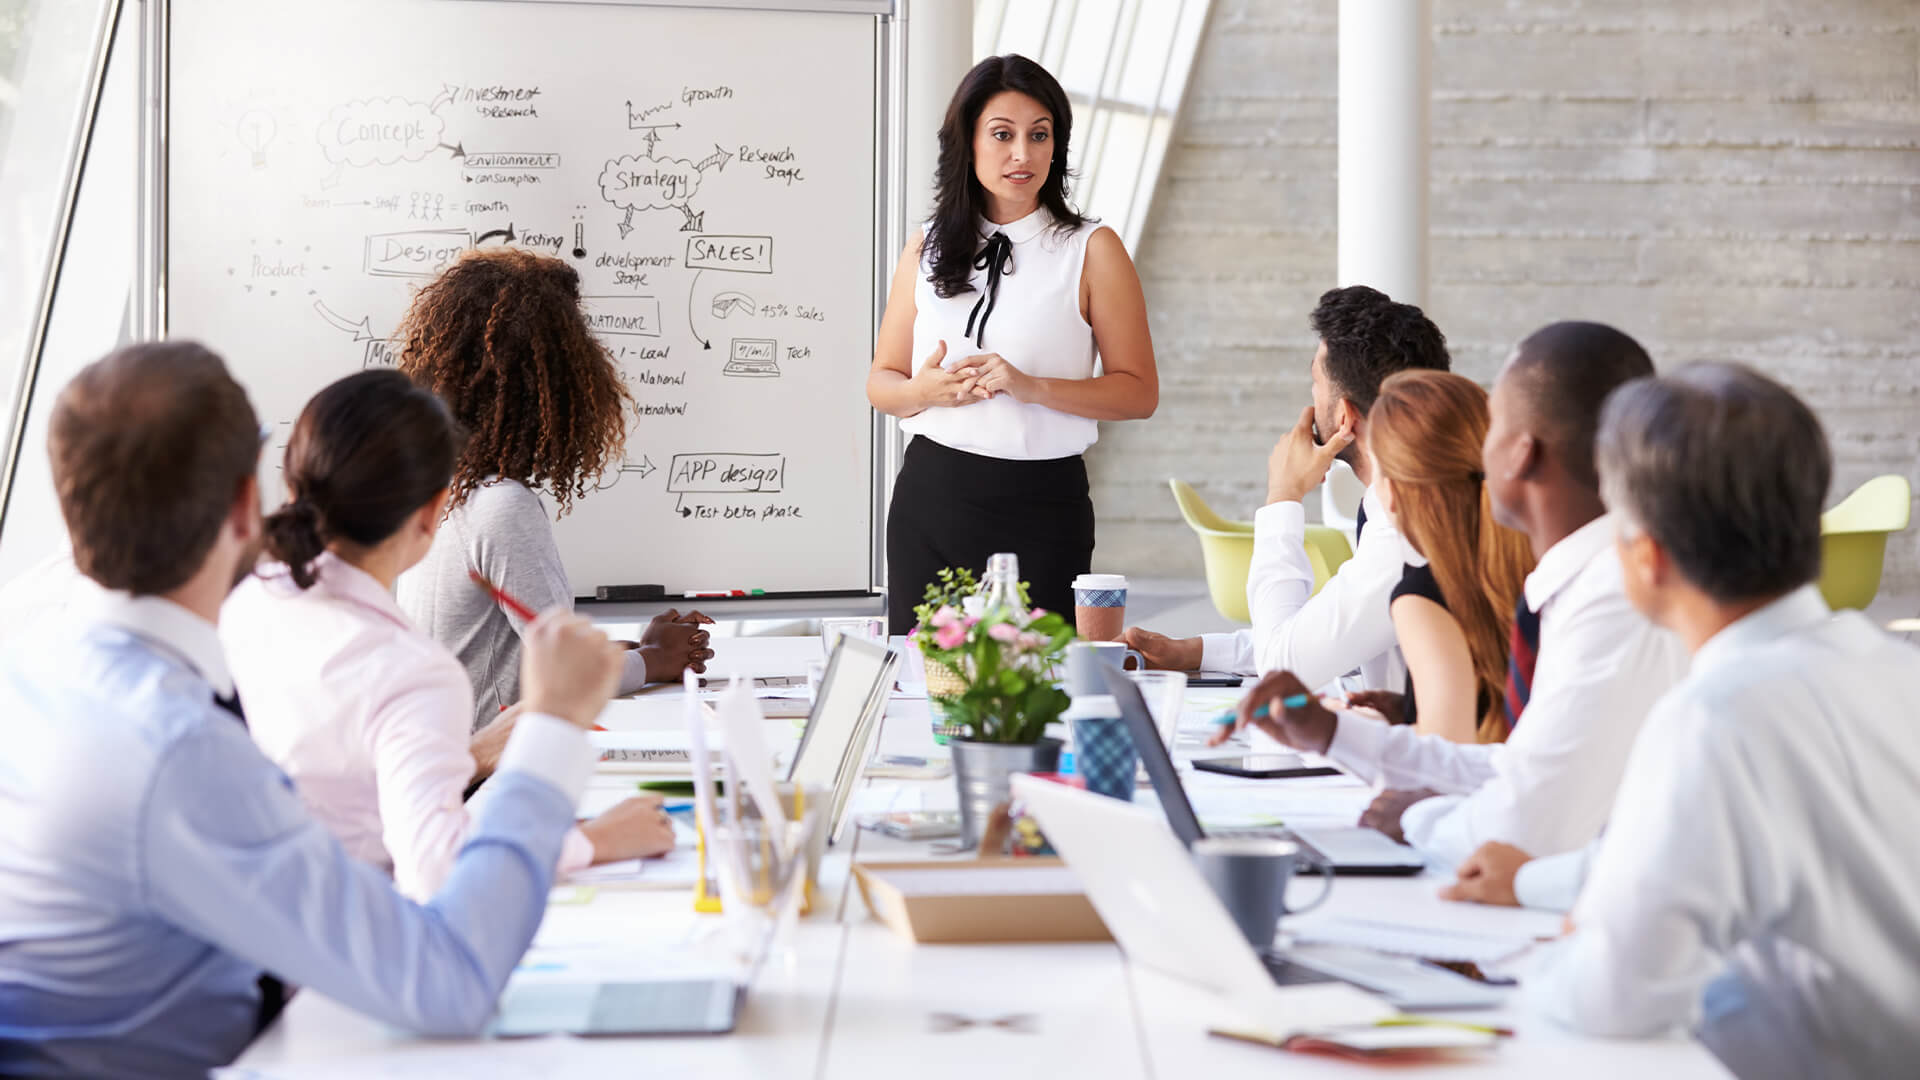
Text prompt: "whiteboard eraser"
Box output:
[[595, 584, 666, 601]]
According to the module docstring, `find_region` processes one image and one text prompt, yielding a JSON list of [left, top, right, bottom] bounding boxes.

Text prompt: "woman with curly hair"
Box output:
[[395, 248, 712, 728]]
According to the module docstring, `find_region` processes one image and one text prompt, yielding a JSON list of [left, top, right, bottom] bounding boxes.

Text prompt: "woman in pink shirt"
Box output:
[[223, 370, 673, 900]]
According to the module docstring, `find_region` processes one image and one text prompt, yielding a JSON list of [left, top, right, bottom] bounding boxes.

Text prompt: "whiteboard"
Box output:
[[161, 0, 896, 600]]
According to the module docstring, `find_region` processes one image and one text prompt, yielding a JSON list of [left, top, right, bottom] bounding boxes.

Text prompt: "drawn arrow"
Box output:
[[312, 298, 375, 342], [686, 269, 711, 350], [438, 141, 466, 160], [694, 143, 732, 174], [676, 494, 692, 519], [319, 164, 345, 191], [617, 206, 637, 240], [430, 83, 458, 113], [631, 455, 656, 479], [475, 223, 516, 245]]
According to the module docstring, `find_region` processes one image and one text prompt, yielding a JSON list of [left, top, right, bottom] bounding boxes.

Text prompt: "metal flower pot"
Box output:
[[949, 737, 1063, 849]]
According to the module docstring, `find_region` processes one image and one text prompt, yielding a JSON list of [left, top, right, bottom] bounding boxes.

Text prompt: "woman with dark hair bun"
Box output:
[[222, 370, 675, 901], [867, 54, 1158, 634]]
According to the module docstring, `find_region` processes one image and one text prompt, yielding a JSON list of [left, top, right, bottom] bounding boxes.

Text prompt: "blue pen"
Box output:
[[1213, 693, 1310, 726]]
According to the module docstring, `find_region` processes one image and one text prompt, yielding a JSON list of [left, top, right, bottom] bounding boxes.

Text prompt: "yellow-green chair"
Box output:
[[1169, 481, 1353, 624], [1304, 524, 1355, 593], [1818, 474, 1911, 611]]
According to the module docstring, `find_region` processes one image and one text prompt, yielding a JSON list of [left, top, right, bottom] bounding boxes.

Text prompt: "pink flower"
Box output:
[[964, 615, 980, 628], [988, 623, 1021, 644], [1018, 631, 1046, 650], [929, 605, 960, 629], [933, 622, 967, 649], [1028, 608, 1047, 620]]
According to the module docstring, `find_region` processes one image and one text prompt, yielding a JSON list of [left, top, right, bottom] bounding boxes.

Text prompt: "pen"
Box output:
[[1376, 1016, 1515, 1038], [1212, 693, 1310, 726]]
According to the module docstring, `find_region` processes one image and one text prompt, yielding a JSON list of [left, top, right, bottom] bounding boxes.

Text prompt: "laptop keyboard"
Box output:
[[1206, 825, 1293, 842], [1259, 951, 1341, 987]]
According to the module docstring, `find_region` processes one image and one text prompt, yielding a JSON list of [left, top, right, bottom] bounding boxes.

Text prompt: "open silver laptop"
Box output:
[[1013, 774, 1500, 1013], [1101, 666, 1427, 875]]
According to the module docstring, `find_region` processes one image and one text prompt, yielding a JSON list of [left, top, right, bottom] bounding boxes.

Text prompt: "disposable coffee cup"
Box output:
[[1191, 837, 1333, 950], [1073, 573, 1129, 642]]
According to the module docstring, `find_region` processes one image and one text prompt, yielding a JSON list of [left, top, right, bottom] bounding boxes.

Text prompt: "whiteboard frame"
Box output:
[[141, 0, 904, 619]]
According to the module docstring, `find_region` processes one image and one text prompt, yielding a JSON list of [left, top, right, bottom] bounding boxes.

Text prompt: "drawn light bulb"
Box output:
[[238, 109, 276, 169]]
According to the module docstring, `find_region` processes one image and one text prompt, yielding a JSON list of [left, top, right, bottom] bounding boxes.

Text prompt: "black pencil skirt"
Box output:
[[885, 436, 1096, 636]]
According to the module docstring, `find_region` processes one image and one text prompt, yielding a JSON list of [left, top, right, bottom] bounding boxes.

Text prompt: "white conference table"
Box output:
[[232, 636, 1728, 1079]]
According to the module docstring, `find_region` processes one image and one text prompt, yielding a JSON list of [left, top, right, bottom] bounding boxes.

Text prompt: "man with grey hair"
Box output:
[[1529, 362, 1920, 1080]]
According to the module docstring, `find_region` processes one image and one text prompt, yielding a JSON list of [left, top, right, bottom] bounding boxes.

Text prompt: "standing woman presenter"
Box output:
[[869, 54, 1157, 634]]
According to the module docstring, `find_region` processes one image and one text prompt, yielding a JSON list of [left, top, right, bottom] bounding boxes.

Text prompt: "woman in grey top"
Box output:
[[396, 248, 713, 728]]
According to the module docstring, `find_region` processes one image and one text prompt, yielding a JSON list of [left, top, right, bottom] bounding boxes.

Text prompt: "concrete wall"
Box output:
[[1092, 0, 1920, 615]]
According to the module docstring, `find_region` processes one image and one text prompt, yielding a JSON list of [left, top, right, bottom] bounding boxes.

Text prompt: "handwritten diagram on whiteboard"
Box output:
[[164, 0, 882, 596]]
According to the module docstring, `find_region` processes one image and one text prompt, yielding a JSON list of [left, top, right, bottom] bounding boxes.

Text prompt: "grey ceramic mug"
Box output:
[[1191, 837, 1333, 950]]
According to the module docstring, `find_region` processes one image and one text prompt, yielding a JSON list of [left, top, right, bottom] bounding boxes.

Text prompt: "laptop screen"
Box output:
[[1100, 665, 1208, 847]]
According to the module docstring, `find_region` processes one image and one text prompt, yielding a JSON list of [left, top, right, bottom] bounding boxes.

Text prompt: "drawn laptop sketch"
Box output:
[[722, 337, 781, 377], [1101, 666, 1427, 876], [1013, 775, 1499, 1013]]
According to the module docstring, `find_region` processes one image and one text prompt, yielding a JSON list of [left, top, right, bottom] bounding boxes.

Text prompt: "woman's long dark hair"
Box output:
[[264, 370, 465, 589], [925, 54, 1087, 299]]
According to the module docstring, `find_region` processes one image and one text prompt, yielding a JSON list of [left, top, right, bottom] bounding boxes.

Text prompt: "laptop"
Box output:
[[788, 634, 899, 844], [489, 641, 898, 1037], [1100, 666, 1427, 876], [1012, 774, 1501, 1014]]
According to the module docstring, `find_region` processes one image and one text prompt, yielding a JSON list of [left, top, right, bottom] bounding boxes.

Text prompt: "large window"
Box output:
[[975, 0, 1212, 251], [0, 0, 134, 581]]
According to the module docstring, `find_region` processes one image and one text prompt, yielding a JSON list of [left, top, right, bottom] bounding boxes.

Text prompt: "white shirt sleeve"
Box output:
[[1246, 500, 1402, 688], [1323, 710, 1501, 793], [1529, 696, 1739, 1036], [1513, 844, 1595, 912], [1199, 630, 1255, 675], [1397, 588, 1681, 866]]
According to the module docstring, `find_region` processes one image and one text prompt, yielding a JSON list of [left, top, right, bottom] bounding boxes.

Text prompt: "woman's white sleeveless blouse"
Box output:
[[899, 206, 1101, 461]]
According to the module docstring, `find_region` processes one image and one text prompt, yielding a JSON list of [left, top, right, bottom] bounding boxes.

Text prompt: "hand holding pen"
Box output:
[[1208, 668, 1339, 754]]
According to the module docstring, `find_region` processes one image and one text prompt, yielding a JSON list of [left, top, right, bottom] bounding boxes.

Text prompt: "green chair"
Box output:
[[1169, 481, 1352, 625], [1818, 474, 1911, 611], [1304, 524, 1354, 592]]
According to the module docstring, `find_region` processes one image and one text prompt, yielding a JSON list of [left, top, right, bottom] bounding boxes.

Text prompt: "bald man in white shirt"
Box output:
[[1221, 323, 1686, 867], [1522, 362, 1920, 1079]]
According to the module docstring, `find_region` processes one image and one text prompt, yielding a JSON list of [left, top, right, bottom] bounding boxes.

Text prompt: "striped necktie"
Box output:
[[1504, 598, 1541, 730]]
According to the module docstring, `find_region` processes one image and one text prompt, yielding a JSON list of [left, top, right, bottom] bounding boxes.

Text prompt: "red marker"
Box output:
[[468, 569, 537, 621], [473, 571, 608, 731]]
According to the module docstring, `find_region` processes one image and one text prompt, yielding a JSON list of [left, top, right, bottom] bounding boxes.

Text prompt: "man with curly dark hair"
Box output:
[[395, 248, 713, 730], [1123, 285, 1450, 687]]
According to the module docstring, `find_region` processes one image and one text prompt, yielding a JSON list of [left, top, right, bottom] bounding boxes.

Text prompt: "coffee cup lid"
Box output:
[[1073, 573, 1128, 590]]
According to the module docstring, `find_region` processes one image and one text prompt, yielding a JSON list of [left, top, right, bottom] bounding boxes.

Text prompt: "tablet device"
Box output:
[[1192, 754, 1342, 780], [493, 979, 739, 1037]]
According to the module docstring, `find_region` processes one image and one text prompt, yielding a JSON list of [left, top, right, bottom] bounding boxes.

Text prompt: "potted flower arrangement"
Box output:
[[911, 563, 1077, 848]]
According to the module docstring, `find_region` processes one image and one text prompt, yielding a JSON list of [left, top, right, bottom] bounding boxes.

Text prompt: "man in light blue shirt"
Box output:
[[0, 342, 624, 1078]]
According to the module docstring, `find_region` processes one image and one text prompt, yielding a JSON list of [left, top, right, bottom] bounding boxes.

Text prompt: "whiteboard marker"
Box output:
[[683, 589, 765, 598]]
